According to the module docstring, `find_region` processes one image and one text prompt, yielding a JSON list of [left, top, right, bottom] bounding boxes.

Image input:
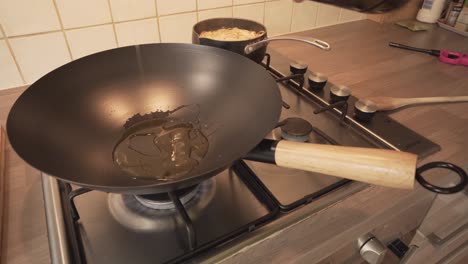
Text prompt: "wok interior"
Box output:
[[7, 44, 281, 193]]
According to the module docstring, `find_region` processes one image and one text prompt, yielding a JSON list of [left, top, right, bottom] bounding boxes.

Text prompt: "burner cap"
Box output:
[[290, 62, 308, 75], [280, 117, 313, 142], [135, 184, 200, 210]]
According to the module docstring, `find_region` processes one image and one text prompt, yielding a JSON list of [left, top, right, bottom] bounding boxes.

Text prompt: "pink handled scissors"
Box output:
[[389, 42, 468, 67]]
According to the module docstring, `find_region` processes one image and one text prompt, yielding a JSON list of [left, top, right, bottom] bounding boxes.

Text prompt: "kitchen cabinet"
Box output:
[[400, 189, 468, 263]]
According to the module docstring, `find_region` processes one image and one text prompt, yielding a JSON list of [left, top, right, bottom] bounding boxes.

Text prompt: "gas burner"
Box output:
[[280, 117, 313, 142], [289, 62, 308, 75], [330, 85, 351, 102], [134, 184, 201, 210], [108, 179, 215, 232]]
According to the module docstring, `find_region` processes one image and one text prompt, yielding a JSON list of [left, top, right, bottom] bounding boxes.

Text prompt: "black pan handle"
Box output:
[[416, 162, 467, 194]]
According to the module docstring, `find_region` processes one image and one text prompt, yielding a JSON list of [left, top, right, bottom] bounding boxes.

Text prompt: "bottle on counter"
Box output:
[[454, 0, 468, 31], [442, 0, 466, 26], [416, 0, 449, 23]]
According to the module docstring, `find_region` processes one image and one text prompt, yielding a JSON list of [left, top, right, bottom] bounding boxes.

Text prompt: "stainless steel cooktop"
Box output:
[[41, 46, 439, 264]]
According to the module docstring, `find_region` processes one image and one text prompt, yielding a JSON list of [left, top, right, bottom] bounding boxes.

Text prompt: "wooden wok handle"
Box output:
[[275, 141, 417, 189]]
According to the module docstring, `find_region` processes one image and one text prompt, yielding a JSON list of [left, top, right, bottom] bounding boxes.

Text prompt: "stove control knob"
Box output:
[[330, 85, 351, 102], [354, 99, 377, 122], [289, 62, 308, 75], [357, 233, 387, 264]]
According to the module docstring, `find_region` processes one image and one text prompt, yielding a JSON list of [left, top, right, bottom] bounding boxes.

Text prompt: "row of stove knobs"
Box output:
[[289, 63, 377, 122]]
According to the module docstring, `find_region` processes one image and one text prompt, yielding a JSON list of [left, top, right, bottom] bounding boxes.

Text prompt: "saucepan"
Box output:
[[6, 44, 466, 195], [192, 18, 330, 63]]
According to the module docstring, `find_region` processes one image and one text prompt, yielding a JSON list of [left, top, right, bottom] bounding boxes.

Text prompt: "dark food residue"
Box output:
[[113, 105, 209, 181]]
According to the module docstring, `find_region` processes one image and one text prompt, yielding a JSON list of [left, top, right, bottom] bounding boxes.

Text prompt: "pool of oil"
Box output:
[[113, 106, 209, 181]]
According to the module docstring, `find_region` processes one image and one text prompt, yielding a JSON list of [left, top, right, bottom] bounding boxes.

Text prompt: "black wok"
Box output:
[[7, 44, 462, 195]]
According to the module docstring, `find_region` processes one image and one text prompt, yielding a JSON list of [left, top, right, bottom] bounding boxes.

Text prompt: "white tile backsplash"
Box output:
[[291, 1, 318, 32], [115, 19, 160, 47], [265, 0, 293, 36], [0, 40, 23, 89], [339, 9, 364, 23], [233, 0, 263, 4], [198, 0, 232, 10], [233, 3, 264, 24], [0, 0, 364, 90], [316, 3, 341, 27], [66, 25, 117, 59], [9, 32, 70, 83], [110, 0, 156, 22], [0, 0, 60, 36], [157, 0, 197, 16], [198, 7, 233, 21], [159, 12, 197, 43], [55, 0, 112, 28]]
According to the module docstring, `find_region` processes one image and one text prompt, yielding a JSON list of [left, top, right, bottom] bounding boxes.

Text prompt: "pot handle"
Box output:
[[244, 37, 331, 54], [245, 139, 417, 189]]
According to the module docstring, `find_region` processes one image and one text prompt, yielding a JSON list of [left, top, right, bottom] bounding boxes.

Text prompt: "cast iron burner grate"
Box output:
[[135, 184, 201, 210], [58, 160, 279, 264]]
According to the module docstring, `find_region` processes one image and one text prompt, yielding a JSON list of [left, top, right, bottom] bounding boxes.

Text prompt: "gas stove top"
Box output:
[[41, 48, 439, 264]]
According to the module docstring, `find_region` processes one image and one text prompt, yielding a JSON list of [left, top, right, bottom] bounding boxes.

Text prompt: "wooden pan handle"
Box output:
[[275, 141, 417, 189]]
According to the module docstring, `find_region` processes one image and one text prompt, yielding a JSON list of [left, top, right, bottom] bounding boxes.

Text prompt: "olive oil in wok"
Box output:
[[113, 110, 209, 181]]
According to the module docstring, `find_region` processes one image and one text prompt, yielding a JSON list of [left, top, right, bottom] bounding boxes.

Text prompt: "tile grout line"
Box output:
[[289, 2, 295, 32], [338, 8, 344, 23], [199, 5, 234, 15], [52, 0, 74, 61], [196, 0, 199, 21], [106, 0, 120, 47], [7, 29, 63, 39], [3, 3, 276, 41], [231, 0, 234, 17], [262, 1, 266, 24], [0, 25, 26, 84], [202, 6, 234, 11], [314, 3, 320, 28], [158, 10, 197, 17], [154, 0, 162, 42], [114, 16, 158, 24]]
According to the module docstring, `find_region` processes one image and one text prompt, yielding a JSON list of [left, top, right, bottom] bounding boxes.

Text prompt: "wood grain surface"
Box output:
[[361, 95, 468, 111], [270, 20, 468, 167], [0, 20, 467, 264], [275, 141, 417, 189], [0, 86, 50, 264]]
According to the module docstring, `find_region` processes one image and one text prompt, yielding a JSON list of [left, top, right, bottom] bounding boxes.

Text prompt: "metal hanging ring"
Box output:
[[416, 162, 467, 194]]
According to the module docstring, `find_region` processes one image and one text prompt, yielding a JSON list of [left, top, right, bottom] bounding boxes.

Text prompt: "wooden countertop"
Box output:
[[1, 20, 467, 264], [270, 20, 468, 166]]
